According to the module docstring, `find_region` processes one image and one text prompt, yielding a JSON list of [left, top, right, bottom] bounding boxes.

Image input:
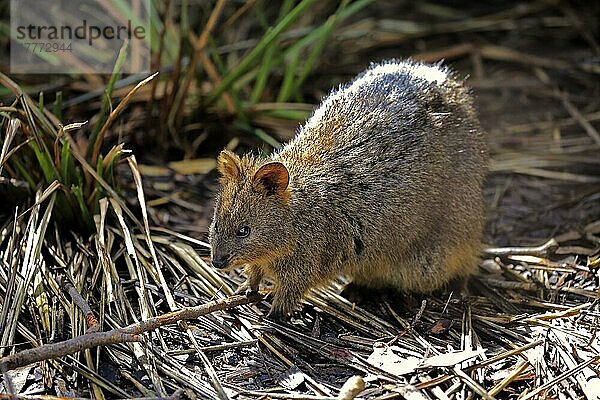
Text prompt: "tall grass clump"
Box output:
[[149, 0, 374, 148], [0, 45, 153, 232]]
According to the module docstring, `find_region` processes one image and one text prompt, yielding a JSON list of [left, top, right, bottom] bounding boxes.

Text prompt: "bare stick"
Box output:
[[56, 274, 99, 331], [0, 293, 262, 372], [483, 238, 558, 257]]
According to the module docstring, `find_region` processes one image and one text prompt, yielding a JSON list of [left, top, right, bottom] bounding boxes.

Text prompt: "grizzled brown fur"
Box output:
[[209, 60, 487, 318]]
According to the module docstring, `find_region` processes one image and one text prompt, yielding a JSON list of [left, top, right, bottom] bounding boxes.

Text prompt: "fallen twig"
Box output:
[[483, 238, 558, 257], [0, 293, 262, 372], [56, 274, 99, 331]]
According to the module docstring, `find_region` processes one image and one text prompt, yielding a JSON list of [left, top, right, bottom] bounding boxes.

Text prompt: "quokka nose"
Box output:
[[211, 255, 230, 269]]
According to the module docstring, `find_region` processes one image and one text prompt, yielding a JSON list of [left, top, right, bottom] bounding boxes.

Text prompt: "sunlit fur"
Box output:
[[210, 59, 487, 318]]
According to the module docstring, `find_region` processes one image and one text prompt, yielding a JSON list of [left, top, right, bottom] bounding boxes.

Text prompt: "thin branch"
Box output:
[[57, 274, 99, 331], [0, 293, 263, 372], [483, 238, 558, 257]]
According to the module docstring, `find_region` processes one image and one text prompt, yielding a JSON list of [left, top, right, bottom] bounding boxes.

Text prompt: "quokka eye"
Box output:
[[235, 225, 251, 238]]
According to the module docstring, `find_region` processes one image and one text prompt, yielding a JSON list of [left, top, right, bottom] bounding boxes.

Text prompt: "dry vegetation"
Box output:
[[0, 1, 599, 399]]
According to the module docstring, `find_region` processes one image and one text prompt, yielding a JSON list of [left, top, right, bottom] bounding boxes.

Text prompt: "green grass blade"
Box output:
[[38, 92, 44, 113], [252, 1, 270, 31], [206, 0, 317, 106], [53, 91, 62, 120], [12, 158, 37, 188], [293, 1, 349, 95], [87, 41, 129, 158], [94, 155, 106, 214], [250, 0, 294, 103], [262, 109, 310, 120], [235, 121, 281, 149], [250, 45, 277, 103], [206, 39, 250, 120], [277, 50, 302, 102], [59, 139, 75, 187], [286, 0, 374, 56], [29, 140, 57, 184], [254, 127, 281, 149], [180, 0, 190, 37], [71, 184, 94, 232]]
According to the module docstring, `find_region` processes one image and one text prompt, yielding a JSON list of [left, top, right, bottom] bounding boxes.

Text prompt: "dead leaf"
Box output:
[[430, 318, 453, 335], [420, 349, 485, 368], [367, 342, 421, 376], [168, 158, 216, 175]]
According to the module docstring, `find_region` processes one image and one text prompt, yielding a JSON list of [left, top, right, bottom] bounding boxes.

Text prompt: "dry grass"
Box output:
[[1, 1, 600, 399]]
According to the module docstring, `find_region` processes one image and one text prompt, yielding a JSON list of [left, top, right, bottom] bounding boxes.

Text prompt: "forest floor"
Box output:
[[1, 1, 599, 399]]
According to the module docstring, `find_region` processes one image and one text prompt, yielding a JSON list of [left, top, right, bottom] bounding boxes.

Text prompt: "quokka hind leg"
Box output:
[[341, 281, 382, 305], [440, 242, 481, 292], [382, 243, 480, 294]]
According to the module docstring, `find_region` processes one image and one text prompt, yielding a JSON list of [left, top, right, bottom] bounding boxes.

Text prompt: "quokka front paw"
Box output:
[[234, 280, 259, 295], [267, 288, 304, 321], [235, 266, 264, 295]]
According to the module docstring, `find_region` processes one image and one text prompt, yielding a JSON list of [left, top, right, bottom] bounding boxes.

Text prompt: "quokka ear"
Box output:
[[217, 149, 241, 180], [253, 162, 289, 196]]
